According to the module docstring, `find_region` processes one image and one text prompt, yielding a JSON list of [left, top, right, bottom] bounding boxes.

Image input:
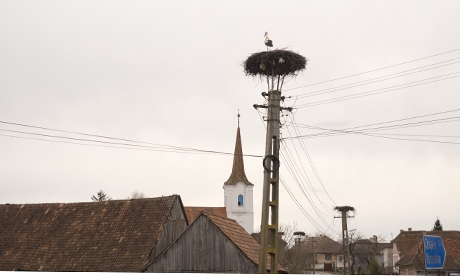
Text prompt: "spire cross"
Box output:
[[237, 109, 240, 128]]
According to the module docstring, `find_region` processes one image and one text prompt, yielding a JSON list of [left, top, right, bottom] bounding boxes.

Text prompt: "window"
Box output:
[[338, 256, 343, 262], [238, 195, 243, 206], [325, 254, 332, 260]]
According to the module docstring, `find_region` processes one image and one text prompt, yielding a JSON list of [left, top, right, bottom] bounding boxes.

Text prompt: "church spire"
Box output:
[[224, 113, 253, 186]]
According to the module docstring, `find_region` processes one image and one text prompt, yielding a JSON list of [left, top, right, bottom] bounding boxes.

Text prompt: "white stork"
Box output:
[[264, 32, 273, 50]]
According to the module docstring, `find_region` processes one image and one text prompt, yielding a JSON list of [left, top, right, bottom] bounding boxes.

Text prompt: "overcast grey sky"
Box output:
[[1, 1, 460, 242]]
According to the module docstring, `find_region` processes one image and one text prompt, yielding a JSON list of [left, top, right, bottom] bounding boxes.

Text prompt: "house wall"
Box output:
[[382, 247, 394, 274], [149, 197, 188, 262], [393, 242, 401, 274], [336, 254, 344, 269], [147, 215, 258, 273], [398, 265, 415, 275], [314, 253, 338, 271]]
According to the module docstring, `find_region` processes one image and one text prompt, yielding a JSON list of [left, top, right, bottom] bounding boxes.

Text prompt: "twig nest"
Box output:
[[244, 49, 307, 77]]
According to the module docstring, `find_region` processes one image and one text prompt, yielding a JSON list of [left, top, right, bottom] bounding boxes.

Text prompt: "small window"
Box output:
[[325, 254, 332, 260], [238, 195, 243, 206]]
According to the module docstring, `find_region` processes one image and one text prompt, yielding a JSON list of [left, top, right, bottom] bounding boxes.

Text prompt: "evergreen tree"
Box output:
[[369, 254, 381, 275], [91, 190, 111, 202], [432, 218, 443, 231]]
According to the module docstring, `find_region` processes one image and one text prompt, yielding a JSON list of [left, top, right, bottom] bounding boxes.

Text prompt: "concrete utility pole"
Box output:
[[311, 237, 317, 275], [335, 206, 355, 275], [255, 90, 293, 272], [258, 89, 282, 273], [243, 48, 306, 274], [294, 231, 306, 272]]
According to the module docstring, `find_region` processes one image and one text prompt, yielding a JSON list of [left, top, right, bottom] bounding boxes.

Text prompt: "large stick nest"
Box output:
[[243, 49, 307, 77], [334, 206, 355, 212]]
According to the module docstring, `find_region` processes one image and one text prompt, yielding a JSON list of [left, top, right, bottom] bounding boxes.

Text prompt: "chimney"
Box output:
[[408, 227, 412, 231], [400, 229, 404, 233]]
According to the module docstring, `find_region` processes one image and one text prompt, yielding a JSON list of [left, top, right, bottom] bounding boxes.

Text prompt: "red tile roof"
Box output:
[[396, 237, 460, 271], [393, 230, 460, 256], [184, 206, 227, 222], [303, 235, 342, 254], [0, 195, 180, 272], [206, 213, 286, 273], [224, 127, 253, 186]]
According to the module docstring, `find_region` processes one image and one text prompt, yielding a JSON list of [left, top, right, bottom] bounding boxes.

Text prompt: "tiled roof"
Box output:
[[0, 195, 179, 272], [395, 241, 424, 267], [184, 206, 227, 222], [303, 235, 342, 254], [224, 127, 253, 186], [396, 238, 460, 271], [393, 230, 460, 256], [351, 240, 392, 255], [206, 213, 286, 272]]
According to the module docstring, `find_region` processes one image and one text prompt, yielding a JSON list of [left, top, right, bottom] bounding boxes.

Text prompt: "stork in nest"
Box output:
[[264, 31, 273, 51]]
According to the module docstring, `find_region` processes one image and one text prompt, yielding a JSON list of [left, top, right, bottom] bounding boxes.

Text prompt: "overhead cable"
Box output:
[[284, 47, 460, 92]]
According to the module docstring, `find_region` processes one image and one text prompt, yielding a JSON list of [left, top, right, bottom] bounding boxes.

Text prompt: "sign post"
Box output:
[[423, 235, 446, 273]]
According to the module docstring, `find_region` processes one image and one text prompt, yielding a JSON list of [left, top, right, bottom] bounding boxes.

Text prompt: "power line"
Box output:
[[288, 58, 460, 99], [290, 115, 460, 139], [281, 113, 336, 209], [295, 72, 460, 108], [304, 107, 460, 132], [288, 114, 337, 206], [280, 141, 333, 219], [0, 134, 216, 155], [0, 122, 263, 158], [285, 119, 460, 146], [280, 176, 339, 236], [257, 110, 339, 236], [284, 47, 460, 92]]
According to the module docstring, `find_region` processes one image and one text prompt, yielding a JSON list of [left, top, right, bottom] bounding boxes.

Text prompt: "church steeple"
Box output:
[[223, 112, 254, 234], [224, 121, 253, 186]]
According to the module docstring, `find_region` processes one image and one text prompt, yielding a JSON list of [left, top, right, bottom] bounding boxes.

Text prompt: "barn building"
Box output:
[[0, 126, 270, 272], [0, 196, 279, 273], [0, 195, 188, 272], [147, 212, 286, 273]]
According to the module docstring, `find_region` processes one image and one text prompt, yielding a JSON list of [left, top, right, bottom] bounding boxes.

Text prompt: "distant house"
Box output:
[[303, 235, 342, 272], [392, 228, 460, 275], [396, 238, 460, 275], [349, 237, 393, 274], [147, 212, 286, 273], [0, 195, 188, 272]]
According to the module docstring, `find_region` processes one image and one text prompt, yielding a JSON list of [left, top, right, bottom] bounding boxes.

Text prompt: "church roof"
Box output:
[[224, 127, 253, 186], [184, 206, 227, 222]]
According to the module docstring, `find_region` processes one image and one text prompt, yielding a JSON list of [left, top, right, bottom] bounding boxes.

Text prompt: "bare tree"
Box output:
[[252, 222, 310, 273], [348, 232, 386, 274], [127, 190, 145, 199]]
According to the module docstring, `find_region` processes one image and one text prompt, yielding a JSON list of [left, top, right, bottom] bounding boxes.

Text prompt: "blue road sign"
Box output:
[[423, 235, 446, 269]]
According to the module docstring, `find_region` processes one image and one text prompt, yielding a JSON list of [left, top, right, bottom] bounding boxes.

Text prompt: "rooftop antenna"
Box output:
[[244, 43, 307, 273]]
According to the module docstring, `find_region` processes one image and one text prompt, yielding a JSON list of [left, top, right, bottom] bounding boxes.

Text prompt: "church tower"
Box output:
[[223, 120, 254, 234]]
